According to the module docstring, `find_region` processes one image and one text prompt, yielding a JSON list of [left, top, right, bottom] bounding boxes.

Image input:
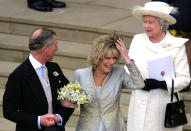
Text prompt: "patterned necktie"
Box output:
[[37, 66, 44, 78], [41, 65, 48, 83]]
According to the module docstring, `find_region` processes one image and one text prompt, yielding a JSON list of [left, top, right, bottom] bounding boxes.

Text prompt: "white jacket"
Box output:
[[127, 32, 190, 131]]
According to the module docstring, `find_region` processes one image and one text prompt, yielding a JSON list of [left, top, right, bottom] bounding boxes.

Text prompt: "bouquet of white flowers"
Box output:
[[57, 81, 92, 107]]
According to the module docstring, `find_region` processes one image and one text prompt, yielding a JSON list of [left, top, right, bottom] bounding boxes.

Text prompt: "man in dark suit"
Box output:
[[3, 27, 76, 131]]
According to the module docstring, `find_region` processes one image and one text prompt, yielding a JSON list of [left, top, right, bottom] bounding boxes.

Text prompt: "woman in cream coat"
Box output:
[[127, 2, 190, 131], [74, 33, 144, 131]]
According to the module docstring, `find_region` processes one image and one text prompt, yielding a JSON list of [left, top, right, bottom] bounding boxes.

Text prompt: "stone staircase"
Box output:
[[0, 0, 191, 130]]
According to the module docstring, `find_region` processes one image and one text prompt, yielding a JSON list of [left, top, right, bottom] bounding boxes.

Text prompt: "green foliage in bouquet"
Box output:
[[57, 81, 92, 107]]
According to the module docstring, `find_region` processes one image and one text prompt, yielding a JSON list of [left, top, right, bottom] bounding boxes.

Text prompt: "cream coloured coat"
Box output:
[[74, 61, 144, 131], [127, 32, 190, 131]]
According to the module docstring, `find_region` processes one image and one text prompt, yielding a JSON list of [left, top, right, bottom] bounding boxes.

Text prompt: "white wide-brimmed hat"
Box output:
[[132, 1, 177, 25]]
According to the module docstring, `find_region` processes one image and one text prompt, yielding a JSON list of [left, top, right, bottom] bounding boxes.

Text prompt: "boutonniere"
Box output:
[[53, 71, 59, 76]]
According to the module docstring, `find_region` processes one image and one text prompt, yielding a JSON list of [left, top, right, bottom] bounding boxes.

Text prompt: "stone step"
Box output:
[[184, 114, 191, 131], [0, 88, 4, 118], [0, 61, 20, 89], [65, 126, 75, 131], [180, 91, 191, 114], [0, 33, 92, 70], [0, 33, 126, 71], [0, 0, 144, 45], [0, 118, 15, 131]]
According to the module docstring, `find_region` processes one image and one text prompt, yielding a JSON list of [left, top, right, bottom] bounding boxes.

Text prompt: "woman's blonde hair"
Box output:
[[88, 33, 121, 70]]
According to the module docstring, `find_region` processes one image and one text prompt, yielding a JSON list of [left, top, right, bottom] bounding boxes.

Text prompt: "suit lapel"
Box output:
[[23, 59, 48, 104]]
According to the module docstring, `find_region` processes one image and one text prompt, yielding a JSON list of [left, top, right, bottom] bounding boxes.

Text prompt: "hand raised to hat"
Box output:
[[115, 38, 131, 64]]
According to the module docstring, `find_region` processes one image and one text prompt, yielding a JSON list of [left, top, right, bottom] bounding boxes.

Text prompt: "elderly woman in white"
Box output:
[[126, 1, 190, 131]]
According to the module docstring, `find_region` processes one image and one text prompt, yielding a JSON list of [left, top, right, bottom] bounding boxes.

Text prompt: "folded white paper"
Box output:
[[147, 56, 175, 81]]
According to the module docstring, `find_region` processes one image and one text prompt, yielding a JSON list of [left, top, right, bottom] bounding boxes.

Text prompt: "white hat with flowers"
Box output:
[[132, 1, 177, 25]]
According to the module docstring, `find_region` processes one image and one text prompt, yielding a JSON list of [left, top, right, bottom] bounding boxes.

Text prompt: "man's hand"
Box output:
[[60, 99, 77, 108], [40, 113, 55, 127], [53, 115, 61, 123]]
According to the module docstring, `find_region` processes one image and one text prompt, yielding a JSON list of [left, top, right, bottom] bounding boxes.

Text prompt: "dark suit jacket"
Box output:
[[3, 58, 74, 131]]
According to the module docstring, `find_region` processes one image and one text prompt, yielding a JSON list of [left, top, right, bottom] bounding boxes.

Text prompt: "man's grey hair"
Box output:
[[29, 28, 56, 51]]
